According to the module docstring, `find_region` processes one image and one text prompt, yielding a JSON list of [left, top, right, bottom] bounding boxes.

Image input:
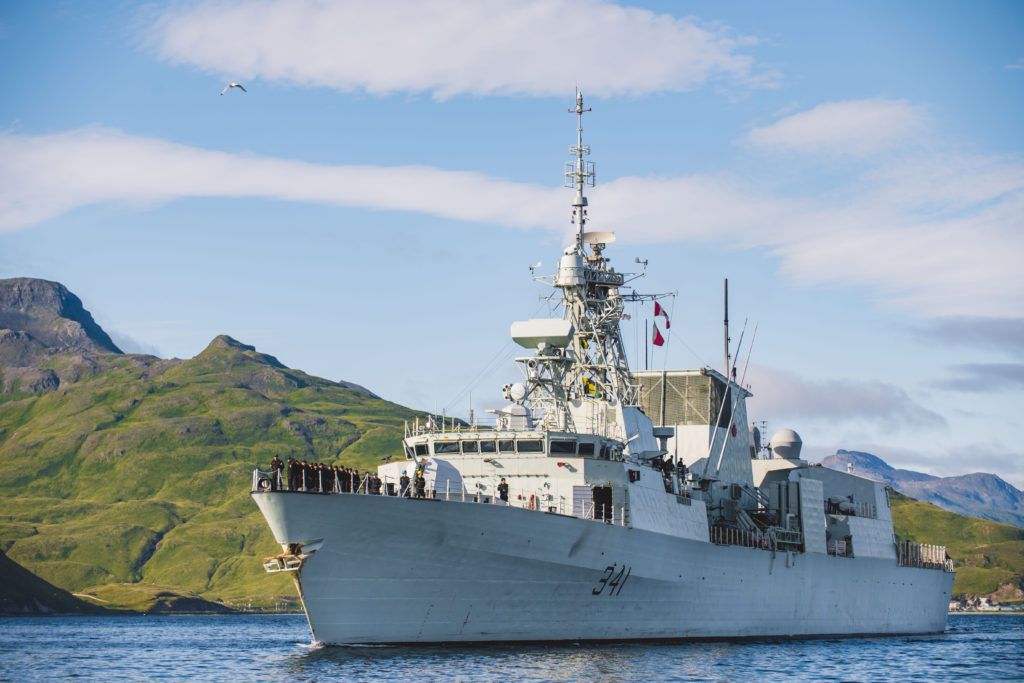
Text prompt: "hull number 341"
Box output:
[[592, 564, 631, 596]]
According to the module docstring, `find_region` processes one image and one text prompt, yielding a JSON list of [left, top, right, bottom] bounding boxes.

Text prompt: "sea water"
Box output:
[[0, 613, 1020, 681]]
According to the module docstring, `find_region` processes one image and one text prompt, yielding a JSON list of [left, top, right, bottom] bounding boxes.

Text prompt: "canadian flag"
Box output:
[[652, 322, 665, 347], [654, 301, 670, 329]]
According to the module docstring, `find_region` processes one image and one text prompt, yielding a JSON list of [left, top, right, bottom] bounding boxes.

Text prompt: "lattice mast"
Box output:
[[554, 92, 638, 407]]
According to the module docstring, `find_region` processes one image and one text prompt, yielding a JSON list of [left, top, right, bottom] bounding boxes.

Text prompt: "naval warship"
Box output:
[[251, 93, 954, 644]]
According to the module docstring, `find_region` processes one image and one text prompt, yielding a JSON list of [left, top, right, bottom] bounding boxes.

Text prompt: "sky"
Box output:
[[1, 0, 1022, 486]]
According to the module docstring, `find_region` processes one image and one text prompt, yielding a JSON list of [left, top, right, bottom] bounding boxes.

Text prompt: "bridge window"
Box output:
[[480, 441, 496, 453], [434, 442, 459, 454], [578, 442, 595, 456], [462, 441, 479, 453], [517, 440, 543, 453], [415, 444, 428, 456], [550, 439, 576, 454], [498, 440, 515, 453]]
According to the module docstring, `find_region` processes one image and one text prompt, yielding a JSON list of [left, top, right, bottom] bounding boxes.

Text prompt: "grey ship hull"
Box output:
[[253, 491, 953, 644]]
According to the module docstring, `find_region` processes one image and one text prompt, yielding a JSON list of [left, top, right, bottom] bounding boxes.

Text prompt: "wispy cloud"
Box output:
[[931, 363, 1024, 393], [1005, 58, 1024, 70], [746, 99, 927, 157], [746, 365, 947, 434], [0, 127, 563, 232], [144, 0, 773, 99], [914, 316, 1024, 357], [3, 125, 1023, 318]]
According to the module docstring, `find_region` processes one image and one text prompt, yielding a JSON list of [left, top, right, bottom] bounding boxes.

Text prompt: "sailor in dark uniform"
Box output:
[[415, 472, 426, 499], [270, 454, 284, 490], [400, 471, 411, 497], [287, 456, 298, 491], [498, 478, 509, 502]]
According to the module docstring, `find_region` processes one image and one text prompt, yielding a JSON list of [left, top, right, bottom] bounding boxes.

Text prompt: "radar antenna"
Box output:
[[565, 90, 595, 246]]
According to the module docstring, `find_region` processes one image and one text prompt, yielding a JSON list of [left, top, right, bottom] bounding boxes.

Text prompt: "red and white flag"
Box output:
[[652, 322, 665, 347], [654, 301, 670, 329]]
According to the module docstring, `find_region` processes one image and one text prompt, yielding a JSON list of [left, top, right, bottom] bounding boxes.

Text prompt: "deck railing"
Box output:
[[897, 540, 954, 572], [251, 468, 629, 526]]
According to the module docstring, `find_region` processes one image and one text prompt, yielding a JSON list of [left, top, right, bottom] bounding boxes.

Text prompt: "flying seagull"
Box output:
[[220, 82, 247, 95]]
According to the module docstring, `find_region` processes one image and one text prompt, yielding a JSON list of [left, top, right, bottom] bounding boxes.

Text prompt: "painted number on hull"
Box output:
[[592, 564, 631, 596]]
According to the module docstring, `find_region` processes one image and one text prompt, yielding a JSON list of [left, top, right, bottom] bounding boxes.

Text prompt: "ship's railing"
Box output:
[[252, 468, 285, 492], [897, 540, 954, 572], [249, 469, 632, 527], [709, 526, 770, 550], [827, 539, 849, 557]]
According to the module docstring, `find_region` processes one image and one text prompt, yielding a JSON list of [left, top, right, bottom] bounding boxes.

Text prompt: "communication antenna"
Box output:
[[565, 90, 595, 245], [724, 278, 730, 378]]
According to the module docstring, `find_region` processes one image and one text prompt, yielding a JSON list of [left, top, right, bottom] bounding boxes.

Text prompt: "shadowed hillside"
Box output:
[[0, 549, 110, 614]]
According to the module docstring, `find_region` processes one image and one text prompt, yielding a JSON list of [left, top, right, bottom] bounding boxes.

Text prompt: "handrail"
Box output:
[[249, 468, 631, 528], [897, 540, 952, 572]]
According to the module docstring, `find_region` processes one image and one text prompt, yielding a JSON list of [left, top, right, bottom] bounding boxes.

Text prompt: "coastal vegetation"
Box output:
[[1, 277, 1021, 612], [0, 333, 421, 611], [890, 491, 1024, 602]]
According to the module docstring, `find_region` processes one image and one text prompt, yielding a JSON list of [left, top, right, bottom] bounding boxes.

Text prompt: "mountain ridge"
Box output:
[[0, 278, 421, 609], [1, 277, 1021, 608], [820, 449, 1024, 529]]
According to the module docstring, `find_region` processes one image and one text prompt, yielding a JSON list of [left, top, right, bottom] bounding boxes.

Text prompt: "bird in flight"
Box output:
[[220, 82, 247, 95]]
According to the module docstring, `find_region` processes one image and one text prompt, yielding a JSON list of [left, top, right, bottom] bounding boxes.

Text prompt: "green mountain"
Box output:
[[0, 279, 423, 609], [822, 450, 1024, 529], [1, 278, 1021, 610], [890, 491, 1024, 603]]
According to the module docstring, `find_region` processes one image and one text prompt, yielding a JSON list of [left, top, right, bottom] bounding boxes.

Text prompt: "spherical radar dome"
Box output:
[[769, 429, 803, 460]]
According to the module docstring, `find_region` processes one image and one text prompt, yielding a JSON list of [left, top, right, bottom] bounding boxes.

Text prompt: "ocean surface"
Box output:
[[0, 613, 1020, 681]]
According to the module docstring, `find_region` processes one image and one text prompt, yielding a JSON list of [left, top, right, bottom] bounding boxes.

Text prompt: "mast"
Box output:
[[551, 92, 637, 408], [566, 90, 593, 245], [515, 93, 674, 430], [724, 278, 730, 377]]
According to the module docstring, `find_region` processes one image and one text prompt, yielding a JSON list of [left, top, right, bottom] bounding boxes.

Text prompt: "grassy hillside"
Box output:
[[2, 336, 1021, 609], [0, 335, 421, 608], [890, 490, 1024, 600]]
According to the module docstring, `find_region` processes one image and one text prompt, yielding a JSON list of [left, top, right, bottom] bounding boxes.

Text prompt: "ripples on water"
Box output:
[[0, 614, 1020, 681]]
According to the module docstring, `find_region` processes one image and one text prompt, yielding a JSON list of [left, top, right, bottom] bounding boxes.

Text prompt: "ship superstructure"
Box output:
[[250, 94, 954, 645]]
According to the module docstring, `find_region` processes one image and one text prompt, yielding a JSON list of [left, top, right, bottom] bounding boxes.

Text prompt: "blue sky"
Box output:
[[1, 0, 1022, 486]]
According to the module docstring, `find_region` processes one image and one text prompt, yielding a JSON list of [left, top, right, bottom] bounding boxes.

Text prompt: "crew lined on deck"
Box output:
[[268, 455, 380, 494]]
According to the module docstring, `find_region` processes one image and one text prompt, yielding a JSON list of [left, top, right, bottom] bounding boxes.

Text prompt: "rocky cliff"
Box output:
[[0, 278, 123, 394]]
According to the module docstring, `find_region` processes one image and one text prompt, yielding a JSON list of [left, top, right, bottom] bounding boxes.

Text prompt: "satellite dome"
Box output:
[[769, 429, 803, 460]]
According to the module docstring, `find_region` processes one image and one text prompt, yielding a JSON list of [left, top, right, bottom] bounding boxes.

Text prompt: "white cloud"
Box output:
[[931, 363, 1024, 393], [1005, 58, 1024, 71], [0, 127, 563, 232], [747, 99, 926, 157], [915, 317, 1024, 357], [746, 365, 947, 434], [2, 121, 1022, 318], [144, 0, 772, 99]]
